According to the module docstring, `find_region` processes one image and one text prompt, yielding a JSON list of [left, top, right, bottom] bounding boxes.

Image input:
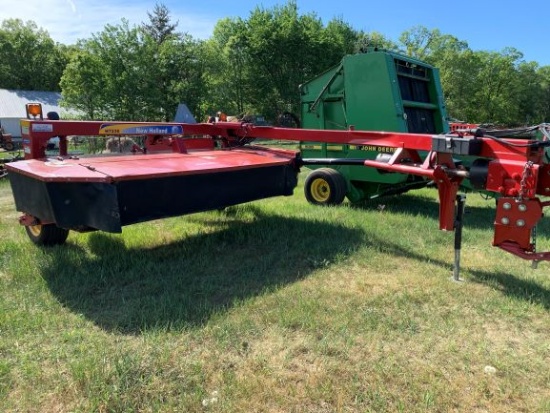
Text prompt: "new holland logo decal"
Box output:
[[99, 123, 183, 135]]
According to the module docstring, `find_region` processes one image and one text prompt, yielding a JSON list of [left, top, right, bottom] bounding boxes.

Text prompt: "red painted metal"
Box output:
[[497, 242, 550, 261], [19, 119, 541, 162], [536, 164, 550, 196], [493, 198, 542, 250], [8, 149, 298, 183], [13, 116, 550, 261], [449, 122, 480, 133], [363, 149, 465, 230], [19, 213, 41, 226]]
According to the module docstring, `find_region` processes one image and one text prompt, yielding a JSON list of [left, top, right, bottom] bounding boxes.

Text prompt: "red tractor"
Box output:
[[0, 123, 15, 151]]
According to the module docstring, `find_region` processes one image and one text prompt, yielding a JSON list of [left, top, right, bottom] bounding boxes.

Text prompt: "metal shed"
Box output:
[[0, 89, 65, 138]]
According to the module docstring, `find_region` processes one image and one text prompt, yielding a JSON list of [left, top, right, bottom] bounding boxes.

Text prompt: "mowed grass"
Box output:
[[1, 172, 550, 412]]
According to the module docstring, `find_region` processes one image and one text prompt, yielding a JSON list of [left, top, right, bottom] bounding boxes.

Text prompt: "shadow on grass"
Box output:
[[352, 190, 499, 231], [41, 195, 550, 334], [365, 231, 550, 310], [467, 270, 550, 309], [369, 192, 550, 308], [41, 207, 365, 334]]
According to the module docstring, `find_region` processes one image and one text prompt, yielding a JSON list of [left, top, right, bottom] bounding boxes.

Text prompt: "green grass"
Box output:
[[1, 173, 550, 412], [0, 150, 23, 160]]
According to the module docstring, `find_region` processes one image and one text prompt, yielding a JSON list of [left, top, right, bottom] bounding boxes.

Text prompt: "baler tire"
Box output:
[[304, 168, 347, 206], [25, 223, 69, 246], [276, 111, 301, 128]]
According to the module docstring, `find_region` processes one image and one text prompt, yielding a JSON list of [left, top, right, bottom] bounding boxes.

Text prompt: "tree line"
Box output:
[[1, 1, 549, 127]]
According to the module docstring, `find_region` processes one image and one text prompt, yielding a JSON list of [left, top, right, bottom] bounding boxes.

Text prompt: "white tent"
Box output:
[[173, 103, 197, 123]]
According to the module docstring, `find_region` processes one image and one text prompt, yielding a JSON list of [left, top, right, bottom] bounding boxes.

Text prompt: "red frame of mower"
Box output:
[[15, 118, 550, 261]]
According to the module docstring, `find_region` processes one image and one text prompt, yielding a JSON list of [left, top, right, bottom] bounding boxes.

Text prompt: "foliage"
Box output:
[[60, 12, 205, 121], [355, 31, 398, 53], [0, 19, 68, 91], [59, 50, 108, 119], [201, 18, 253, 117], [399, 26, 550, 125], [539, 66, 550, 122], [61, 20, 153, 120], [141, 3, 179, 44], [2, 2, 550, 125], [203, 1, 360, 120]]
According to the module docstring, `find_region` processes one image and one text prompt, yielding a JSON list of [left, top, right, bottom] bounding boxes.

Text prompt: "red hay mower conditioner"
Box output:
[[6, 103, 550, 276]]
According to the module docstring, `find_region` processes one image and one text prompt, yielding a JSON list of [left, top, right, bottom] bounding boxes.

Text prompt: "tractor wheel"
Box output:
[[4, 142, 14, 151], [276, 111, 301, 128], [25, 223, 69, 246], [304, 168, 347, 206]]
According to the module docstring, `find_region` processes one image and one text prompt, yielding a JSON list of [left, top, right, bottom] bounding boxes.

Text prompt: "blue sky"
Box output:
[[1, 0, 548, 66]]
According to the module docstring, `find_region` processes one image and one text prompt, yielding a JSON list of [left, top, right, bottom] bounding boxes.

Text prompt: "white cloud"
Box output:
[[0, 0, 218, 44], [65, 0, 77, 13]]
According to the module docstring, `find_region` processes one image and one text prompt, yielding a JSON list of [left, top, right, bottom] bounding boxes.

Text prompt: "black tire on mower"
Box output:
[[25, 223, 69, 246], [4, 142, 14, 151], [304, 168, 347, 206]]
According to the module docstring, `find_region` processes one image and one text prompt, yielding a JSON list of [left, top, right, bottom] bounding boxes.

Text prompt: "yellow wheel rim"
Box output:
[[310, 178, 331, 203], [27, 224, 42, 237]]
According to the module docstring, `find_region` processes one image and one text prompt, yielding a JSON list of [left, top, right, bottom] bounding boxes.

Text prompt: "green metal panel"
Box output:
[[300, 49, 449, 133], [299, 48, 450, 202], [342, 53, 407, 132]]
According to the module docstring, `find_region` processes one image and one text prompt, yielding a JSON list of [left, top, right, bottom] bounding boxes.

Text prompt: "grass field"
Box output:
[[1, 172, 549, 412]]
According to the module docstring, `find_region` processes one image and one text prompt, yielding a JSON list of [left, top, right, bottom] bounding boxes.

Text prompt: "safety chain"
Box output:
[[237, 123, 252, 147], [519, 160, 535, 200]]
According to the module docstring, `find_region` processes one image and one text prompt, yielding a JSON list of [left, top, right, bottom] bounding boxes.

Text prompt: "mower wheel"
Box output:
[[3, 142, 14, 151], [25, 223, 69, 246], [304, 168, 347, 206]]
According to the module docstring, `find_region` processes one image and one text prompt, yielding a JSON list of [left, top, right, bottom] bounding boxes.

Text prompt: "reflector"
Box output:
[[26, 103, 43, 118]]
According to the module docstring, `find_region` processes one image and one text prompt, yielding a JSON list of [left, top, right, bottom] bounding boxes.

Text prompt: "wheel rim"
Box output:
[[27, 224, 42, 237], [310, 178, 331, 203]]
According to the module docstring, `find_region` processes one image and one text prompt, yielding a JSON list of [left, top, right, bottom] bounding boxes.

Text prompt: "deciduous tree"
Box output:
[[0, 19, 68, 91]]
